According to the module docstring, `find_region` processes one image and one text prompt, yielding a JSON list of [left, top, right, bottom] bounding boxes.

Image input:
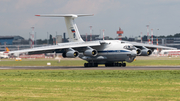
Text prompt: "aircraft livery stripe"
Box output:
[[98, 50, 129, 53]]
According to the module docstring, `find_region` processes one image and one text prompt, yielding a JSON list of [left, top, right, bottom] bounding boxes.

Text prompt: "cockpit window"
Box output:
[[124, 45, 135, 50]]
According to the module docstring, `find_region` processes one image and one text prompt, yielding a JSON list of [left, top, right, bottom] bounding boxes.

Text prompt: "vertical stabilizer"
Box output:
[[6, 47, 10, 52], [35, 14, 93, 42], [64, 16, 83, 42]]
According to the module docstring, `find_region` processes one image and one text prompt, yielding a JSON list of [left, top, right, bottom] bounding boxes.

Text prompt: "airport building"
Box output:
[[0, 36, 14, 45], [0, 36, 29, 45], [0, 36, 29, 51]]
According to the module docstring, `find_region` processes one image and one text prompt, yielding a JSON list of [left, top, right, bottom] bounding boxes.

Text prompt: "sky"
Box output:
[[0, 0, 180, 39]]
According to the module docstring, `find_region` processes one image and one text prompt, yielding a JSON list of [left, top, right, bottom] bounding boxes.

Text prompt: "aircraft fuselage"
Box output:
[[79, 40, 137, 64]]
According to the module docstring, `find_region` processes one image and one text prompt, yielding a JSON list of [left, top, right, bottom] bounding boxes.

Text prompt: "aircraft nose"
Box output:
[[125, 50, 137, 63], [131, 50, 137, 56]]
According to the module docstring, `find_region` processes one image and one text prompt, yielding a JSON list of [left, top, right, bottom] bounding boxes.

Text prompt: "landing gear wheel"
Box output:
[[115, 63, 118, 66], [118, 63, 122, 67], [88, 63, 92, 67], [105, 63, 110, 67], [84, 63, 98, 67], [95, 63, 98, 67], [122, 63, 126, 67], [84, 63, 88, 67], [105, 63, 122, 67], [105, 63, 112, 67], [115, 63, 122, 67]]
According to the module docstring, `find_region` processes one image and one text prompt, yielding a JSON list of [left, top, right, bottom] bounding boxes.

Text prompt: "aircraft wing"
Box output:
[[123, 41, 177, 50], [8, 41, 101, 55]]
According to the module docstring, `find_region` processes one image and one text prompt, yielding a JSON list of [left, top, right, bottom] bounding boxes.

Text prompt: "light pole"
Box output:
[[90, 26, 92, 41], [56, 31, 57, 45], [47, 32, 49, 45], [157, 29, 159, 53]]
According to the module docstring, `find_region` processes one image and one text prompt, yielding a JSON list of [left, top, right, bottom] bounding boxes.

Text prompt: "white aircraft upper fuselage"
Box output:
[[8, 14, 176, 67]]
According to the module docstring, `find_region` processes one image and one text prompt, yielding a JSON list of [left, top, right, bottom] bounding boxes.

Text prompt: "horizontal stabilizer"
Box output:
[[35, 14, 94, 18]]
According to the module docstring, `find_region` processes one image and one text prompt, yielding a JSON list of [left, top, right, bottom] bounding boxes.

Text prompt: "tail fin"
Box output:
[[35, 14, 93, 42], [3, 47, 10, 53], [6, 47, 10, 52]]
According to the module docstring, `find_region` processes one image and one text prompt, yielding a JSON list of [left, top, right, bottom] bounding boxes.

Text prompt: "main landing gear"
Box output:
[[105, 62, 126, 67], [84, 62, 126, 67], [84, 63, 98, 67]]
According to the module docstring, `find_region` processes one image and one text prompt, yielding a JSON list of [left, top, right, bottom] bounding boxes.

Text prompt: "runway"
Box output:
[[1, 66, 180, 70]]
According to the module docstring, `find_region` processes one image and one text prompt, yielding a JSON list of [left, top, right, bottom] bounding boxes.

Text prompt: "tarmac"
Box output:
[[1, 66, 180, 70]]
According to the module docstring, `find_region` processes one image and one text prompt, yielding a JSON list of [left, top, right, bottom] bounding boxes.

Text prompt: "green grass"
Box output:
[[0, 60, 87, 66], [0, 70, 180, 100], [0, 59, 180, 66], [130, 60, 180, 66]]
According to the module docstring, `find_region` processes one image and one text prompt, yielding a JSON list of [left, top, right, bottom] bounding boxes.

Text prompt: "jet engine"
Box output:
[[136, 48, 142, 55], [140, 48, 152, 56], [83, 49, 98, 56], [62, 50, 79, 58]]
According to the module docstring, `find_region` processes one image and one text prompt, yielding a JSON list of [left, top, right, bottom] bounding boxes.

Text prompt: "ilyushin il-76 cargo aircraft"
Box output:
[[8, 14, 176, 67]]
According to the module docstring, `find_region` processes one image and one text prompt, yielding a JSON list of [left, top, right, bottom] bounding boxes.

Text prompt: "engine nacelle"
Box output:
[[62, 50, 79, 58], [136, 48, 142, 55], [140, 48, 152, 56], [83, 49, 98, 56]]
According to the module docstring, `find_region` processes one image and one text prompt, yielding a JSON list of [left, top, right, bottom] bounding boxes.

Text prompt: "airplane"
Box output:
[[160, 49, 180, 55], [8, 14, 176, 67], [0, 47, 10, 59]]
